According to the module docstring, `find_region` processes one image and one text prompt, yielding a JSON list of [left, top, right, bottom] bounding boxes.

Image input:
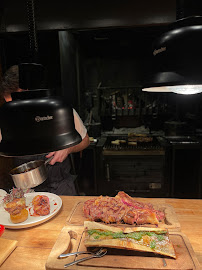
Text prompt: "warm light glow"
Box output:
[[142, 87, 172, 93], [142, 85, 202, 95]]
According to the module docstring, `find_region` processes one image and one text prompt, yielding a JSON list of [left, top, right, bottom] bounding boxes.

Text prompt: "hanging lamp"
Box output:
[[142, 1, 202, 95], [0, 0, 81, 156]]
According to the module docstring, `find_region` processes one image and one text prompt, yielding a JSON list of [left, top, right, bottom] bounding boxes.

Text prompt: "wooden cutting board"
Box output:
[[66, 201, 181, 231], [0, 238, 18, 266], [45, 225, 201, 270]]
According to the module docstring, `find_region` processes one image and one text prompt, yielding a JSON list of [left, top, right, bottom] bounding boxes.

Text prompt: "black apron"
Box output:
[[13, 154, 77, 195]]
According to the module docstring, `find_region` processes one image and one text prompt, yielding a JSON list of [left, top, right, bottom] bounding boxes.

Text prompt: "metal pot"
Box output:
[[9, 157, 53, 189]]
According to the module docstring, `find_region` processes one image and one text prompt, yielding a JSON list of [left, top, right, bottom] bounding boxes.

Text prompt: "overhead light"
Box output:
[[143, 85, 202, 95], [0, 1, 82, 157], [0, 89, 82, 157], [142, 16, 202, 95]]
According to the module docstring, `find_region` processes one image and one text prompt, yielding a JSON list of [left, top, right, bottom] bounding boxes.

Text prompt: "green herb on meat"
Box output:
[[156, 234, 165, 241], [87, 229, 166, 243], [150, 240, 156, 249], [112, 232, 125, 239], [126, 232, 143, 240], [88, 229, 98, 236]]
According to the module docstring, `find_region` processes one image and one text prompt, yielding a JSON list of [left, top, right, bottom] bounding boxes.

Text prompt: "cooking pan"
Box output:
[[9, 157, 53, 189]]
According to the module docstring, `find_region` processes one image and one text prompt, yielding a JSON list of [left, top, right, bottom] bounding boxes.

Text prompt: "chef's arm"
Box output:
[[67, 133, 90, 154], [46, 134, 90, 165]]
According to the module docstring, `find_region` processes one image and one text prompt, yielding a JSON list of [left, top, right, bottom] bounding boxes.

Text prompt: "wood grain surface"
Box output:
[[46, 225, 201, 270], [0, 196, 202, 270], [0, 238, 18, 266]]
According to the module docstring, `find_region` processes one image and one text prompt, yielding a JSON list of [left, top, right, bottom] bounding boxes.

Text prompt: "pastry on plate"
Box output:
[[3, 188, 28, 223]]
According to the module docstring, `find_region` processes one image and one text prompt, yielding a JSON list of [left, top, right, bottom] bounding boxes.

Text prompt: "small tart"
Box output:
[[10, 208, 28, 224]]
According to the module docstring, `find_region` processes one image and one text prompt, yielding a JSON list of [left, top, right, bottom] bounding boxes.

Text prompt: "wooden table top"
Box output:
[[1, 196, 202, 270]]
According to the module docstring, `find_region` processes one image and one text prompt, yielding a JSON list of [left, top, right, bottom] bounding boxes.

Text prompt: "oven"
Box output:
[[96, 135, 169, 197], [165, 136, 202, 198]]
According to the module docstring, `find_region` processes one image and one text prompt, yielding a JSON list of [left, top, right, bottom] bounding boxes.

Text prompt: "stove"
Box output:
[[96, 135, 168, 197], [103, 135, 164, 154]]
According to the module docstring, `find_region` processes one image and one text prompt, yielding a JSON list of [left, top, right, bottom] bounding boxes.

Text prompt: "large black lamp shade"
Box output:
[[0, 90, 82, 156], [142, 16, 202, 94]]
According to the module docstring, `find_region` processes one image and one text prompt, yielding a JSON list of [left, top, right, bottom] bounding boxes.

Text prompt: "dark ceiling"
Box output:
[[0, 0, 176, 33]]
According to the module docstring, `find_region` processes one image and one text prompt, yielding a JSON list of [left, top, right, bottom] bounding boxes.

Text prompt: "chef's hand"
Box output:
[[46, 148, 71, 165]]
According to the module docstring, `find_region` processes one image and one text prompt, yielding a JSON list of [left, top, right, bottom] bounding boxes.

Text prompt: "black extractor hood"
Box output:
[[142, 0, 202, 95]]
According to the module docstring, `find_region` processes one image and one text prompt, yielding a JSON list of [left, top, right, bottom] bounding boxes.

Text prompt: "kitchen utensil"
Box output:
[[59, 248, 99, 259], [64, 248, 107, 268], [154, 253, 167, 267], [58, 231, 77, 258], [162, 258, 167, 267], [10, 156, 53, 189]]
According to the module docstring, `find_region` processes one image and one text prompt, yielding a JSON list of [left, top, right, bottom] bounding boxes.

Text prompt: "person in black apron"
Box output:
[[1, 65, 90, 195]]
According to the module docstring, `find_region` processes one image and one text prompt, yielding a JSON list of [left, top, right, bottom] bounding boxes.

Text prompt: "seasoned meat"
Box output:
[[116, 191, 153, 210], [83, 191, 165, 226], [4, 198, 26, 215], [32, 195, 50, 216], [116, 191, 165, 222]]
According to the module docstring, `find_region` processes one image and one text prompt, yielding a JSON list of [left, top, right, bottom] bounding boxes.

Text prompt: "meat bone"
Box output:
[[50, 229, 77, 260], [45, 228, 78, 269], [64, 230, 78, 254]]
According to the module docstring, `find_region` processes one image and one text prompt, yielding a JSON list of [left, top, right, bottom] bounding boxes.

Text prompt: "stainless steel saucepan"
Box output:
[[10, 157, 53, 189]]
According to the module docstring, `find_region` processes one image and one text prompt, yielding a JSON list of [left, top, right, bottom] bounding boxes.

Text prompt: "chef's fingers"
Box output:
[[49, 156, 58, 165], [50, 149, 71, 165], [46, 152, 55, 158], [46, 152, 56, 165]]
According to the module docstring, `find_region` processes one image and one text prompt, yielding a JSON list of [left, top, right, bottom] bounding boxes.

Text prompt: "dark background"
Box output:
[[1, 0, 202, 198]]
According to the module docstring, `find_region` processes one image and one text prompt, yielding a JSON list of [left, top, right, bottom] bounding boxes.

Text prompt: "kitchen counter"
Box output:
[[1, 196, 202, 270]]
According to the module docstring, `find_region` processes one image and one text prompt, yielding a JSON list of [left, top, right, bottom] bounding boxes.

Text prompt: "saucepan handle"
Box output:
[[44, 156, 54, 165]]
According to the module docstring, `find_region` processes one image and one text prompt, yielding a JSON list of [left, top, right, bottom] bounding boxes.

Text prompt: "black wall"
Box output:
[[0, 31, 61, 92]]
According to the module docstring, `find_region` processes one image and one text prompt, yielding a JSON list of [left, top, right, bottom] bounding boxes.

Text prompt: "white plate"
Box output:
[[0, 192, 62, 229], [0, 189, 7, 206]]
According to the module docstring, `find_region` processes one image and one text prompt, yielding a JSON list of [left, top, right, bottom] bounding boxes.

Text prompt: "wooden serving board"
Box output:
[[0, 238, 18, 266], [66, 201, 181, 232], [45, 225, 201, 270]]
